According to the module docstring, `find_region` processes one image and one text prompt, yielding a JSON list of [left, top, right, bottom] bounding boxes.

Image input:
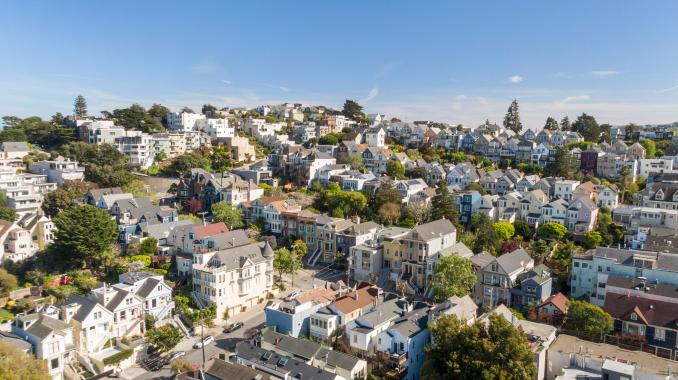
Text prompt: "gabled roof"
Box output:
[[539, 292, 568, 314], [495, 248, 533, 275], [406, 218, 456, 241], [17, 314, 71, 340], [193, 222, 229, 238]]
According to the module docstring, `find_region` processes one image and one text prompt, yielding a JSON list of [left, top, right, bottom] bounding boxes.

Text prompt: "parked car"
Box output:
[[167, 351, 186, 363], [224, 322, 244, 333], [193, 335, 215, 349], [285, 290, 301, 301]]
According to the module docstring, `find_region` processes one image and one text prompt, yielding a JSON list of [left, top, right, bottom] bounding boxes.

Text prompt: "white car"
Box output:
[[193, 335, 214, 349], [285, 290, 301, 301]]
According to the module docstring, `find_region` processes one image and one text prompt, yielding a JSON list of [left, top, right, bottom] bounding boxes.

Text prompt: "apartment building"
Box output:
[[28, 159, 85, 185]]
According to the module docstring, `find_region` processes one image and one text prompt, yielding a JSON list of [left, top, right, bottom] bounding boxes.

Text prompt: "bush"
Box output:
[[102, 348, 133, 366]]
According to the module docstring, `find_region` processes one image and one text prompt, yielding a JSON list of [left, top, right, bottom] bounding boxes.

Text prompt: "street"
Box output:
[[125, 264, 340, 379]]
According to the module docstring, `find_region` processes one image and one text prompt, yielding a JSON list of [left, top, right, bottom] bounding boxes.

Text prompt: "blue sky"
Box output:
[[2, 1, 678, 128]]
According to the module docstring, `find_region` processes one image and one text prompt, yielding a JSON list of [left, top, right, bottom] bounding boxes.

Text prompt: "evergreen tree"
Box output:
[[543, 117, 559, 131], [431, 180, 459, 227], [544, 147, 580, 179], [560, 116, 572, 131], [572, 113, 601, 142], [503, 99, 523, 134], [73, 95, 87, 118]]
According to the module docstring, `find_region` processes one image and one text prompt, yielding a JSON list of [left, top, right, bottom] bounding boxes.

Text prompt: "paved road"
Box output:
[[126, 265, 341, 379]]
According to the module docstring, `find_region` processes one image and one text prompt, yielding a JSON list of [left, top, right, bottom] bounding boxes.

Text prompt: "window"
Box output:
[[630, 313, 637, 321], [51, 358, 59, 369], [353, 335, 357, 343], [655, 328, 666, 341]]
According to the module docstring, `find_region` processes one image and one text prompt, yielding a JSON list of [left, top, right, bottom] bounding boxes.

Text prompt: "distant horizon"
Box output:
[[2, 1, 678, 128]]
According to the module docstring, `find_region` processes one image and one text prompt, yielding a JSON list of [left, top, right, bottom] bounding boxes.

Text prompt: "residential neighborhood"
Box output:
[[2, 2, 678, 380]]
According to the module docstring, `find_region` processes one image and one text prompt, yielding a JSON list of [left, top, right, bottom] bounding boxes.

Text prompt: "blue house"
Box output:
[[510, 264, 553, 312], [264, 286, 338, 338], [455, 190, 481, 224], [375, 310, 431, 380], [604, 276, 678, 353]]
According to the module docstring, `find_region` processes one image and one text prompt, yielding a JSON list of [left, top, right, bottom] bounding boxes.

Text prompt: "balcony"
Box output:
[[383, 352, 408, 379]]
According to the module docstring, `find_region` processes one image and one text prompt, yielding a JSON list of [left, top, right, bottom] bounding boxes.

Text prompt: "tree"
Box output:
[[316, 183, 367, 217], [74, 95, 87, 117], [500, 240, 522, 254], [470, 213, 500, 254], [122, 178, 151, 197], [428, 255, 476, 302], [640, 140, 656, 158], [422, 313, 536, 380], [139, 237, 158, 256], [378, 202, 401, 226], [492, 222, 515, 241], [342, 99, 364, 120], [210, 146, 233, 173], [211, 201, 244, 229], [170, 358, 194, 374], [385, 160, 405, 179], [0, 268, 18, 296], [544, 147, 579, 179], [582, 231, 603, 249], [572, 113, 600, 142], [346, 154, 365, 172], [60, 142, 132, 187], [374, 181, 403, 210], [112, 104, 164, 133], [503, 99, 523, 134], [564, 300, 614, 336], [599, 123, 612, 143], [148, 103, 170, 123], [164, 153, 211, 176], [560, 116, 572, 131], [181, 107, 195, 114], [147, 324, 184, 353], [53, 205, 118, 269], [273, 247, 302, 286], [318, 134, 339, 145], [201, 104, 218, 115], [431, 181, 460, 228], [543, 117, 559, 131], [0, 340, 51, 380], [0, 207, 17, 222], [464, 182, 487, 195], [536, 222, 568, 241]]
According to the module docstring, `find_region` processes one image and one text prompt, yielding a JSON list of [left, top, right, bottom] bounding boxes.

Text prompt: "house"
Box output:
[[201, 174, 264, 209], [603, 275, 678, 353], [565, 197, 599, 233], [12, 309, 75, 380], [166, 111, 206, 132], [427, 295, 478, 326], [570, 247, 678, 305], [519, 189, 549, 225], [547, 334, 678, 380], [88, 283, 145, 339], [191, 241, 274, 319], [265, 285, 340, 338], [470, 248, 535, 309], [222, 136, 256, 162], [0, 141, 29, 160], [374, 307, 431, 380], [394, 179, 428, 203], [541, 199, 568, 226], [85, 187, 124, 206], [344, 297, 413, 355], [61, 295, 115, 355], [536, 292, 568, 319], [481, 305, 556, 380], [118, 271, 174, 322], [553, 179, 580, 201], [456, 190, 482, 224], [260, 328, 367, 380], [0, 220, 37, 262], [365, 126, 386, 147], [234, 342, 339, 380], [510, 264, 553, 312], [28, 159, 85, 185]]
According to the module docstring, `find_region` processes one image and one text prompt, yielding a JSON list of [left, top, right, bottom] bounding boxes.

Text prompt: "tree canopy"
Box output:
[[431, 180, 460, 228], [422, 313, 536, 380], [536, 222, 568, 241], [564, 300, 614, 336], [52, 205, 119, 270], [492, 222, 515, 241], [0, 340, 51, 380], [502, 99, 522, 134], [428, 255, 476, 302], [572, 113, 600, 142], [111, 104, 164, 133], [60, 142, 132, 187], [316, 183, 367, 217], [211, 201, 244, 229], [74, 95, 87, 117], [147, 324, 184, 353], [543, 117, 559, 131]]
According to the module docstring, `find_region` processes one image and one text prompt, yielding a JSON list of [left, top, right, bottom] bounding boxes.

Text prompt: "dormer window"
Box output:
[[655, 190, 664, 201], [629, 313, 637, 321]]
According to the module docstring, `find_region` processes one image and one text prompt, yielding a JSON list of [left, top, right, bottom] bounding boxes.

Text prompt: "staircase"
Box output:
[[173, 315, 191, 337], [307, 247, 323, 266], [191, 291, 206, 309], [77, 352, 98, 376], [376, 268, 390, 288], [123, 318, 143, 338], [156, 301, 175, 321]]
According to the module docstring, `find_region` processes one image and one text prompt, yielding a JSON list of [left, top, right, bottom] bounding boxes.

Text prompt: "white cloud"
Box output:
[[362, 87, 379, 103], [452, 102, 462, 110], [656, 84, 678, 93], [279, 86, 290, 92], [476, 96, 488, 105], [591, 70, 620, 77], [509, 75, 523, 83], [221, 80, 232, 86], [455, 94, 468, 101], [560, 95, 591, 104]]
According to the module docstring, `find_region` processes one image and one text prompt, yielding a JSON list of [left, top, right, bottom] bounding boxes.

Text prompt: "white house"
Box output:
[[167, 112, 206, 132], [365, 126, 386, 147], [89, 284, 145, 339], [28, 159, 85, 185], [118, 272, 174, 322], [0, 220, 36, 262]]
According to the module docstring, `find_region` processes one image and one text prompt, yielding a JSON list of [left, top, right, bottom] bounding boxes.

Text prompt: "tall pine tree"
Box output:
[[503, 99, 523, 134], [431, 180, 460, 228], [73, 95, 87, 118], [543, 117, 559, 131], [560, 116, 572, 131]]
